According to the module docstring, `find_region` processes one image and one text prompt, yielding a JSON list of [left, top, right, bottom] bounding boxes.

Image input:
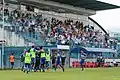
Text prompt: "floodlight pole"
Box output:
[[1, 0, 5, 69]]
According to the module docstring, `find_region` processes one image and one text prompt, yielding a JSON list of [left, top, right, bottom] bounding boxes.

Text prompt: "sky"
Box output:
[[91, 0, 120, 33]]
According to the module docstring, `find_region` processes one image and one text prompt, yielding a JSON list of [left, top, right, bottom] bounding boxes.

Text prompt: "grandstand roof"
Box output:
[[47, 0, 120, 11], [4, 0, 120, 15]]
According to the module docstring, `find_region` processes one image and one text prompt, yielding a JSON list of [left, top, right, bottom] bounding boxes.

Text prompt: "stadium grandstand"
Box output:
[[0, 0, 120, 69]]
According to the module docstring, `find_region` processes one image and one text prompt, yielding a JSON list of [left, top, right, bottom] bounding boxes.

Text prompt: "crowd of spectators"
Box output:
[[47, 18, 117, 49], [0, 5, 117, 49]]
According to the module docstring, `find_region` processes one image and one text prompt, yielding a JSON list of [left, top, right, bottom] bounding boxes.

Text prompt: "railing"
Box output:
[[0, 10, 46, 45]]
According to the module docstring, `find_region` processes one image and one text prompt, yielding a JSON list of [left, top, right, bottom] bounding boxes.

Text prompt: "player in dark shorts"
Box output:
[[35, 51, 40, 72], [61, 53, 66, 67], [51, 53, 56, 72], [80, 50, 87, 71], [39, 47, 46, 72], [56, 53, 64, 72]]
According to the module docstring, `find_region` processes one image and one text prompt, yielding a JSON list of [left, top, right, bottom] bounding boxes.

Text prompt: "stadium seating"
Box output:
[[72, 61, 110, 68], [0, 5, 117, 49]]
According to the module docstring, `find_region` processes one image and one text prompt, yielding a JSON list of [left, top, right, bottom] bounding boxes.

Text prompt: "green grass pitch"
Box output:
[[0, 68, 120, 80]]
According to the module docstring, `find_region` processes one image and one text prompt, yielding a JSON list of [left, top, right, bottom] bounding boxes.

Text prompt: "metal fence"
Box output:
[[0, 47, 28, 69], [0, 46, 70, 69]]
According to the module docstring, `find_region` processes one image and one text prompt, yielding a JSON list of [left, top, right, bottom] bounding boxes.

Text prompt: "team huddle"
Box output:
[[20, 46, 66, 73]]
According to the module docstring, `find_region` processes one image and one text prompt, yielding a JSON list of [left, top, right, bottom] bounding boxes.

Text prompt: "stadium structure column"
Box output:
[[1, 0, 5, 69], [64, 13, 65, 18], [17, 2, 21, 10], [77, 44, 80, 62], [76, 15, 80, 62]]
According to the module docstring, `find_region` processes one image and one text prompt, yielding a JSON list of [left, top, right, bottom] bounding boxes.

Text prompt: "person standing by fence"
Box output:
[[20, 49, 26, 71], [9, 53, 15, 70]]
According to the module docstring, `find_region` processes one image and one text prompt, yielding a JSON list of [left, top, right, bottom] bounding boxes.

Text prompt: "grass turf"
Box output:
[[0, 68, 120, 80]]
